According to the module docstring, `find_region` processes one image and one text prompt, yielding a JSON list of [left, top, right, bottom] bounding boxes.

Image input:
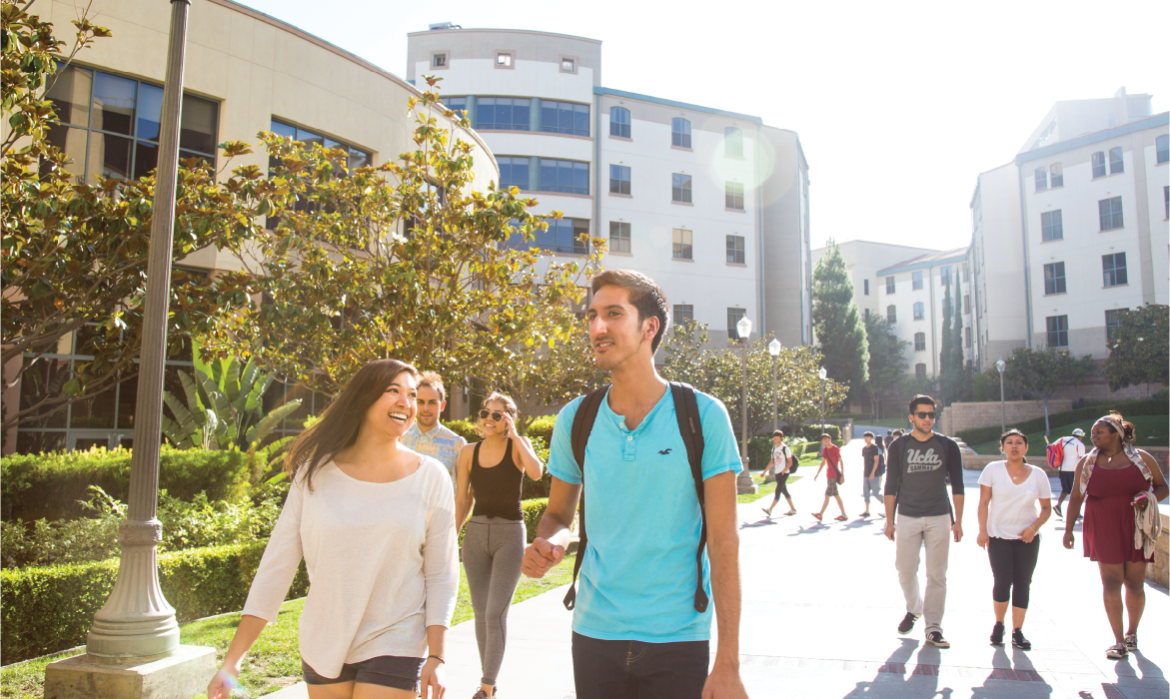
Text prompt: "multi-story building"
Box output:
[[4, 0, 497, 454], [811, 241, 937, 321], [405, 27, 813, 348]]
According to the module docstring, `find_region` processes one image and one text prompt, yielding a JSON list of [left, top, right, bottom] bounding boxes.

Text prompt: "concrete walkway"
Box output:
[[270, 435, 1167, 698]]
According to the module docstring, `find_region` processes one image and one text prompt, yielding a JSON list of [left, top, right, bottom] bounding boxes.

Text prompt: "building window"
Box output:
[[864, 308, 870, 320], [726, 235, 745, 264], [671, 118, 692, 148], [269, 119, 370, 226], [498, 156, 530, 190], [963, 294, 970, 314], [674, 304, 694, 326], [724, 127, 743, 157], [940, 266, 952, 286], [609, 164, 631, 195], [725, 181, 744, 209], [1035, 167, 1047, 192], [1046, 315, 1068, 348], [886, 276, 895, 294], [1041, 210, 1063, 241], [914, 332, 926, 352], [1165, 186, 1169, 219], [672, 228, 692, 259], [1043, 261, 1066, 295], [540, 100, 589, 137], [495, 52, 513, 68], [727, 308, 747, 339], [1109, 146, 1124, 174], [477, 97, 530, 130], [443, 96, 467, 119], [610, 107, 631, 138], [560, 57, 576, 73], [915, 363, 927, 379], [963, 264, 969, 282], [609, 221, 631, 253], [44, 65, 219, 184], [964, 327, 971, 348], [913, 302, 925, 320], [1050, 162, 1063, 188], [672, 173, 693, 203], [1102, 252, 1128, 287], [1158, 135, 1169, 164], [539, 158, 589, 195], [912, 271, 923, 290], [1099, 196, 1123, 231], [864, 279, 870, 296], [887, 305, 897, 323], [1091, 151, 1106, 178], [431, 52, 447, 68], [506, 217, 588, 254], [1105, 308, 1127, 342]]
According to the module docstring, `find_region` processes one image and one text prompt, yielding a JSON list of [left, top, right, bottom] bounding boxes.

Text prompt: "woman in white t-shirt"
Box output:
[[976, 429, 1052, 651]]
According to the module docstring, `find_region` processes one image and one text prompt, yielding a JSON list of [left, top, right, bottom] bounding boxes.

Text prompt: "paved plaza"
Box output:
[[271, 433, 1167, 699]]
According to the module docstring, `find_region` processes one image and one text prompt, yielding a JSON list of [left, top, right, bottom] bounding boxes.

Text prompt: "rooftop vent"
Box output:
[[429, 22, 461, 30]]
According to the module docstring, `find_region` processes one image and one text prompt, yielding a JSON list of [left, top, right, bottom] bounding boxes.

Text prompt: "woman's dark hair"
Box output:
[[999, 428, 1029, 446], [908, 394, 936, 414], [284, 359, 418, 490], [1097, 410, 1136, 444]]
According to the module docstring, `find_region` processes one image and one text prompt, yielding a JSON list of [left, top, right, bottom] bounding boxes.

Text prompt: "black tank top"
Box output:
[[470, 439, 523, 520]]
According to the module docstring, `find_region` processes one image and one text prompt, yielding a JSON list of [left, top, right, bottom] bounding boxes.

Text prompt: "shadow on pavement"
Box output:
[[841, 638, 951, 699], [968, 646, 1053, 698], [740, 518, 779, 529], [788, 523, 830, 536]]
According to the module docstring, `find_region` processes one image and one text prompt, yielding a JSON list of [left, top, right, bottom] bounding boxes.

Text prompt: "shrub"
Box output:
[[526, 414, 557, 442], [797, 424, 841, 443], [444, 419, 480, 443], [1, 446, 269, 522], [0, 541, 308, 662], [521, 498, 548, 543], [954, 397, 1170, 446]]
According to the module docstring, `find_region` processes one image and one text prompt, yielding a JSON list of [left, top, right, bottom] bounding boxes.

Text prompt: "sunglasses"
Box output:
[[914, 411, 936, 420], [478, 409, 509, 422]]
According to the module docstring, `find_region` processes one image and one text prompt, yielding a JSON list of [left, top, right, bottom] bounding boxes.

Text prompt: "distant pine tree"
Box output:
[[939, 274, 954, 402], [812, 241, 869, 398]]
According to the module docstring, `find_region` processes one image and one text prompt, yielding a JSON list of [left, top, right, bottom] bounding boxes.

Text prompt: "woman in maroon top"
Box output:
[[1063, 412, 1168, 660]]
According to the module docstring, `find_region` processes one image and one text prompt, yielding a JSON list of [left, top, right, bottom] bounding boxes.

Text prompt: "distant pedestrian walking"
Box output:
[[860, 431, 884, 518], [1063, 411, 1168, 660], [455, 392, 545, 699], [883, 394, 965, 649], [762, 430, 797, 517], [1045, 429, 1085, 518], [976, 429, 1052, 650], [812, 434, 847, 522]]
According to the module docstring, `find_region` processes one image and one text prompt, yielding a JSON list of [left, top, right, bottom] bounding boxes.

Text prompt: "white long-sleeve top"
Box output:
[[242, 456, 458, 678]]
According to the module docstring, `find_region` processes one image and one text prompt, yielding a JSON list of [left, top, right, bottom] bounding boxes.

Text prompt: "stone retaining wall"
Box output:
[[940, 400, 1074, 437]]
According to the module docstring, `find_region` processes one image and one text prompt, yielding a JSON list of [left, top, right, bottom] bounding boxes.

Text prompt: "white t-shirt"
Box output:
[[978, 460, 1053, 540], [1056, 436, 1086, 472], [772, 444, 792, 473]]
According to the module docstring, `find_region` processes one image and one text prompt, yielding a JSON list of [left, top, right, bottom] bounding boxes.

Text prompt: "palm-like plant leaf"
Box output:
[[245, 398, 301, 448]]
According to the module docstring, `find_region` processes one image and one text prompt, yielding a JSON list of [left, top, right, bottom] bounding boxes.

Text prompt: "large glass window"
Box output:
[[1035, 167, 1047, 192], [1105, 308, 1128, 342], [609, 164, 631, 195], [477, 97, 530, 130], [724, 127, 743, 157], [540, 100, 589, 137], [1091, 151, 1106, 178], [726, 181, 744, 209], [914, 332, 926, 352], [726, 235, 745, 264], [912, 271, 923, 290], [672, 173, 693, 203], [1046, 315, 1068, 348], [887, 305, 897, 323], [1043, 262, 1066, 295], [672, 118, 692, 148], [1109, 146, 1124, 174], [609, 221, 631, 253], [43, 65, 218, 183], [610, 107, 631, 138], [674, 304, 694, 326], [443, 96, 467, 119], [1102, 252, 1128, 287], [1041, 210, 1063, 241], [498, 156, 530, 190], [1050, 162, 1064, 187], [1099, 196, 1123, 231], [1158, 135, 1169, 164], [538, 159, 589, 195], [913, 301, 925, 320], [727, 308, 746, 339], [672, 229, 692, 259], [507, 217, 589, 254]]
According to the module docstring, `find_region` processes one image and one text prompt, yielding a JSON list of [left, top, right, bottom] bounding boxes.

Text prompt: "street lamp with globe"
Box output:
[[996, 359, 1006, 434], [768, 339, 782, 432], [736, 316, 757, 494]]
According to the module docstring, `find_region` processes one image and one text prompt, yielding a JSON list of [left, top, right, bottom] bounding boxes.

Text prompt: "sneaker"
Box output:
[[990, 621, 1005, 646], [472, 692, 491, 699], [1054, 503, 1063, 518], [1106, 642, 1128, 660], [1124, 633, 1137, 652], [761, 507, 772, 518], [926, 631, 950, 648], [1012, 629, 1031, 650], [897, 613, 918, 635]]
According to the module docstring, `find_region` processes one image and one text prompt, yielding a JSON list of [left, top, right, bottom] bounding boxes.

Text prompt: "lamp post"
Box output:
[[768, 338, 782, 432], [996, 359, 1006, 435], [736, 316, 756, 494]]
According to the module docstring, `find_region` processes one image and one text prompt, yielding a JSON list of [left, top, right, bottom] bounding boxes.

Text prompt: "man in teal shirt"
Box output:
[[400, 372, 466, 493], [522, 270, 747, 699]]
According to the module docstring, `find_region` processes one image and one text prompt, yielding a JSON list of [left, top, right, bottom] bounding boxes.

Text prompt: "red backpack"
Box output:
[[1046, 438, 1067, 470]]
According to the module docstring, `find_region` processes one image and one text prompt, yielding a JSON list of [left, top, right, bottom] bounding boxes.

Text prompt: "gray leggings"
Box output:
[[462, 515, 526, 686]]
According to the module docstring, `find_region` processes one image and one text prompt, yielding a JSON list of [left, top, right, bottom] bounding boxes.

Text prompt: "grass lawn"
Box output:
[[736, 453, 816, 504], [0, 555, 577, 699], [970, 415, 1169, 456]]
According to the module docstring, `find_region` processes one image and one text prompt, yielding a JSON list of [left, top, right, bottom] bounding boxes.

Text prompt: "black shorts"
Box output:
[[1059, 471, 1075, 495], [302, 655, 423, 690]]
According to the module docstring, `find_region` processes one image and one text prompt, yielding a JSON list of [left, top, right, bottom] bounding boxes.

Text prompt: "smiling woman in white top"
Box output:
[[976, 429, 1052, 651], [207, 359, 458, 699]]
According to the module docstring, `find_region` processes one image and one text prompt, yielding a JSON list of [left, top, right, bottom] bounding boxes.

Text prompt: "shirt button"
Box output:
[[628, 436, 634, 441]]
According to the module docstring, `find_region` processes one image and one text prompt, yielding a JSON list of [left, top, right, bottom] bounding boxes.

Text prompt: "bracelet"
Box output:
[[428, 655, 445, 665]]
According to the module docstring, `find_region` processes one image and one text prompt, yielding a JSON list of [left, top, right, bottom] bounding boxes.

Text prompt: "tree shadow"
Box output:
[[841, 638, 952, 699]]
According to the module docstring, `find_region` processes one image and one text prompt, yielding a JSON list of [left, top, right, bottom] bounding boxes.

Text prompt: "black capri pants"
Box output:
[[772, 474, 791, 501], [987, 536, 1040, 609]]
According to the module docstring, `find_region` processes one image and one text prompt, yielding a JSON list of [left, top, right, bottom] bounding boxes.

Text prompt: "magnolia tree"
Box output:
[[202, 79, 603, 400], [1103, 304, 1168, 396], [1004, 346, 1095, 436]]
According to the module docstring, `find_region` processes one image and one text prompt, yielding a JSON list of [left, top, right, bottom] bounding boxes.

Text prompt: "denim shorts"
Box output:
[[301, 655, 423, 690]]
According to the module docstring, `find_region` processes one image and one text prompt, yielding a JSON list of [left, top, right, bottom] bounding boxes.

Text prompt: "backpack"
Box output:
[[1046, 438, 1068, 470], [786, 445, 799, 473], [562, 382, 709, 613]]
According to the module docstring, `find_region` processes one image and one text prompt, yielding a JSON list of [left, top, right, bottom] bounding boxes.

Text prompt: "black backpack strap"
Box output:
[[562, 387, 607, 611], [670, 382, 709, 613]]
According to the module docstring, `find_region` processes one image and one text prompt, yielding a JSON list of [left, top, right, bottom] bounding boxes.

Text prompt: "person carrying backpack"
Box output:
[[521, 270, 747, 699], [762, 430, 798, 517], [1045, 429, 1086, 517]]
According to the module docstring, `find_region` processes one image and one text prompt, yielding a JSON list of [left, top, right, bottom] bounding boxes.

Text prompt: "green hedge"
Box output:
[[0, 541, 308, 663], [955, 397, 1170, 446], [1, 447, 267, 522], [522, 498, 548, 543], [444, 419, 480, 443], [526, 415, 557, 443], [797, 424, 841, 443]]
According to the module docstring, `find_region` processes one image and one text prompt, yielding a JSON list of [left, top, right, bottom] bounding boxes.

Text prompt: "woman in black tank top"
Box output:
[[454, 392, 543, 699]]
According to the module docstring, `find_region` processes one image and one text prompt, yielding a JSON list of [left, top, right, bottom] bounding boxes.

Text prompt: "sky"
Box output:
[[234, 0, 1167, 252]]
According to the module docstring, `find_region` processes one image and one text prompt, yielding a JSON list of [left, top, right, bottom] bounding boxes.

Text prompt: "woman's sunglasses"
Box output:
[[478, 409, 509, 422]]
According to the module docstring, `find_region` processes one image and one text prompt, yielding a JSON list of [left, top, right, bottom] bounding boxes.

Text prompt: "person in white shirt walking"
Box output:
[[761, 430, 796, 517], [976, 429, 1052, 650], [207, 359, 457, 699], [1045, 428, 1085, 518], [402, 372, 468, 493]]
